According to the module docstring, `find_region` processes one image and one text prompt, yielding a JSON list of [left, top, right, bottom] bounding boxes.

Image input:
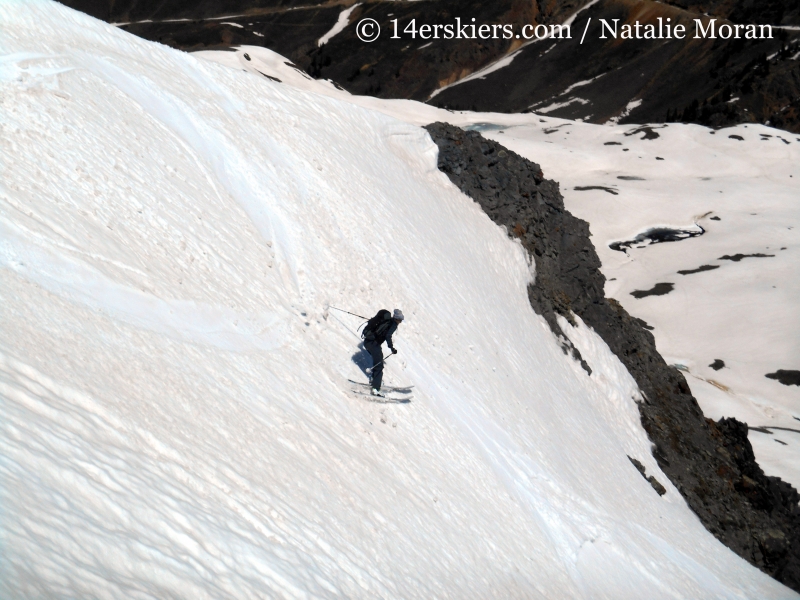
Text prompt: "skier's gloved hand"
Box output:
[[391, 347, 398, 354]]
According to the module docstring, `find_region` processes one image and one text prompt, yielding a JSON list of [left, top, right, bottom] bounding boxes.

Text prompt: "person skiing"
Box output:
[[362, 308, 404, 396]]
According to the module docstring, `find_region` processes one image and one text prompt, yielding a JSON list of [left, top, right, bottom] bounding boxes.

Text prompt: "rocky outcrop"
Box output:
[[424, 121, 800, 592]]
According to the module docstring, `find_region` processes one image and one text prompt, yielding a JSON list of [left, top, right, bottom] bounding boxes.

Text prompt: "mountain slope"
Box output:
[[425, 121, 800, 588], [1, 1, 795, 597], [185, 42, 800, 592], [57, 0, 800, 132], [430, 0, 800, 132]]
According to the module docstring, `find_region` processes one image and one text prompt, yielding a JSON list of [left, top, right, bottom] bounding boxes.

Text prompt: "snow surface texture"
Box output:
[[0, 2, 795, 598], [201, 45, 800, 496]]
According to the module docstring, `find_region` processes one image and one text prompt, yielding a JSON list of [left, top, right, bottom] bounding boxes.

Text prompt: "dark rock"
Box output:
[[629, 456, 668, 496], [610, 226, 705, 252], [767, 371, 800, 386], [625, 125, 662, 140], [424, 122, 800, 592], [751, 426, 774, 434], [631, 283, 674, 298], [574, 185, 618, 195], [719, 253, 775, 261], [678, 264, 720, 275], [648, 475, 668, 496], [256, 70, 281, 83], [629, 456, 648, 475]]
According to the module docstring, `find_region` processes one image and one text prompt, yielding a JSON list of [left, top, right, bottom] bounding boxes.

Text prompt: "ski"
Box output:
[[352, 390, 413, 403], [347, 379, 414, 393]]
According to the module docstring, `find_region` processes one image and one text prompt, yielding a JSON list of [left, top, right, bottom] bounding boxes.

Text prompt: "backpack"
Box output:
[[362, 309, 392, 342]]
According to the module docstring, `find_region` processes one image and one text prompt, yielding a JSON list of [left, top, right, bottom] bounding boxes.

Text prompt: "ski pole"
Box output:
[[372, 353, 393, 369], [327, 305, 368, 320]]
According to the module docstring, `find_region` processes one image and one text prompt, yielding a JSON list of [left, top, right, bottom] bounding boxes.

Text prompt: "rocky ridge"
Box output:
[[424, 121, 800, 592], [430, 0, 800, 133], [58, 0, 800, 132]]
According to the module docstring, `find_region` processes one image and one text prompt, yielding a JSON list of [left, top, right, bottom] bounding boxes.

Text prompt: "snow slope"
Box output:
[[467, 120, 800, 490], [201, 45, 800, 493], [0, 2, 795, 597]]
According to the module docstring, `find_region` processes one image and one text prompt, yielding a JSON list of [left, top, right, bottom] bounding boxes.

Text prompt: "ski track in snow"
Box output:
[[0, 2, 797, 598]]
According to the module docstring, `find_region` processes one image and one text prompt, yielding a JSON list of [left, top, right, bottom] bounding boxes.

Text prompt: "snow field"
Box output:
[[211, 46, 800, 491], [469, 118, 800, 489], [0, 2, 795, 597]]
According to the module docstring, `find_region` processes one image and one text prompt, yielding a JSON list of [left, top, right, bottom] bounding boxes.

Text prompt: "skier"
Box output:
[[362, 308, 404, 396]]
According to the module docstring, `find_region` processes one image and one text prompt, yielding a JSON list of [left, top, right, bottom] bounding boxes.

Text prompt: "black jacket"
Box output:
[[383, 321, 398, 349], [365, 319, 398, 349]]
